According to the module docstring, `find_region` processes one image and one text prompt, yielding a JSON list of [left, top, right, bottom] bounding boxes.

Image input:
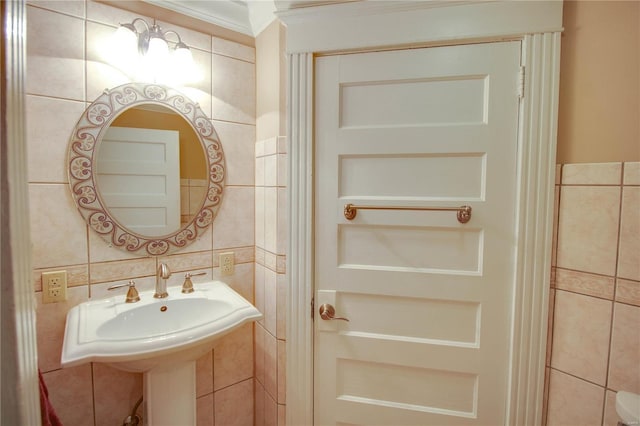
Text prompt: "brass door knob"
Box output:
[[318, 304, 349, 322]]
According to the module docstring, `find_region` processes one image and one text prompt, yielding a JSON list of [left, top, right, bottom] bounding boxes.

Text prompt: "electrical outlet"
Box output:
[[42, 270, 67, 303], [220, 252, 234, 276]]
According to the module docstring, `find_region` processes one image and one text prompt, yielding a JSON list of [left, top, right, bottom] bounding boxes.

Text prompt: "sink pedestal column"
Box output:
[[144, 360, 196, 426]]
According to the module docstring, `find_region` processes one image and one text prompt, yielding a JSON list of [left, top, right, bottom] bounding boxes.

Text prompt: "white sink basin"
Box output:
[[61, 280, 262, 373], [96, 297, 230, 340]]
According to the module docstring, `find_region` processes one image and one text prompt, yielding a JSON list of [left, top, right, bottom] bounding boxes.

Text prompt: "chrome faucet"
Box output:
[[155, 263, 171, 298]]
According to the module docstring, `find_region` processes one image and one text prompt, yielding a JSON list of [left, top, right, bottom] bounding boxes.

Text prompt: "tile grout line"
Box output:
[[84, 10, 91, 302], [548, 164, 563, 367], [548, 366, 608, 391], [551, 287, 640, 308], [544, 165, 562, 426], [601, 162, 625, 425]]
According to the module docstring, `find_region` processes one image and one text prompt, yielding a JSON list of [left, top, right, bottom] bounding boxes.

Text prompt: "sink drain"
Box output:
[[160, 306, 167, 312]]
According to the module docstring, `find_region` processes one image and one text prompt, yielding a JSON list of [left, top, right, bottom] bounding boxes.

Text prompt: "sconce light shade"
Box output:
[[147, 35, 169, 62], [146, 24, 169, 60], [110, 19, 200, 85], [114, 24, 138, 54], [173, 42, 193, 65], [115, 24, 137, 44], [109, 23, 140, 75]]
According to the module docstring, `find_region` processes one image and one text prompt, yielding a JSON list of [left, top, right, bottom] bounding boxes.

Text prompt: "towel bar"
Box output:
[[343, 203, 472, 224]]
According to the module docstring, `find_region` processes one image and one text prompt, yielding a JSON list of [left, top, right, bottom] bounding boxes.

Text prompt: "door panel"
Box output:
[[338, 292, 480, 345], [340, 76, 487, 127], [315, 41, 521, 425], [98, 126, 180, 236], [339, 224, 483, 274], [337, 359, 478, 414], [339, 153, 486, 200]]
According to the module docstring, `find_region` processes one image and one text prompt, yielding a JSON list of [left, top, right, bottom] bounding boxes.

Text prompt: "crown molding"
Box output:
[[142, 0, 277, 37], [144, 0, 253, 35], [249, 1, 279, 36], [274, 0, 359, 11]]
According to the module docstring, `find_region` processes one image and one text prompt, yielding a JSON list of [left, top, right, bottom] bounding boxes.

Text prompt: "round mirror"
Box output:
[[68, 83, 225, 256]]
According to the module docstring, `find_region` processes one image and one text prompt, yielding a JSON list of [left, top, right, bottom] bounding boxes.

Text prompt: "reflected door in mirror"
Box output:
[[67, 83, 226, 256], [97, 126, 180, 237]]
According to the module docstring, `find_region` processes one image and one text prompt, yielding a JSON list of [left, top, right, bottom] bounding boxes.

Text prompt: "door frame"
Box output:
[[278, 1, 563, 425], [2, 0, 42, 423]]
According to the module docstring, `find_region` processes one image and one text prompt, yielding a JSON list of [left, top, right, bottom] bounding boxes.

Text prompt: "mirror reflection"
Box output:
[[67, 83, 225, 257], [96, 105, 208, 237]]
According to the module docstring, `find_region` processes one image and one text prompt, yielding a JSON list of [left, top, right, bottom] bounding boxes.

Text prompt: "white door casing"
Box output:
[[2, 0, 42, 423], [97, 126, 181, 236], [315, 41, 521, 425], [280, 2, 562, 426]]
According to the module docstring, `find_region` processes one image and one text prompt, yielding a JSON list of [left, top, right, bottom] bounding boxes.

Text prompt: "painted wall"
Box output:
[[557, 1, 639, 163], [254, 19, 288, 426], [27, 1, 256, 425]]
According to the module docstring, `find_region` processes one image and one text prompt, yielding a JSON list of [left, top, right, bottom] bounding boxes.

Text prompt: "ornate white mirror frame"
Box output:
[[67, 83, 225, 256]]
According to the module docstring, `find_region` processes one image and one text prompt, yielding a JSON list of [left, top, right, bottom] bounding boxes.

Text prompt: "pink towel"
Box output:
[[38, 370, 63, 426]]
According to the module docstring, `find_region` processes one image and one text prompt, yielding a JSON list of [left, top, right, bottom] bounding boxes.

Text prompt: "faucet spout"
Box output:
[[155, 263, 171, 298]]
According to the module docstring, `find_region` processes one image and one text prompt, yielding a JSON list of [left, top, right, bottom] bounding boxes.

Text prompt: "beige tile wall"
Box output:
[[26, 2, 256, 425], [544, 162, 640, 426], [255, 136, 287, 425]]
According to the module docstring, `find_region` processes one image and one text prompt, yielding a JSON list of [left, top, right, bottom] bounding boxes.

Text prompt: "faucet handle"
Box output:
[[107, 280, 141, 303], [181, 272, 207, 294]]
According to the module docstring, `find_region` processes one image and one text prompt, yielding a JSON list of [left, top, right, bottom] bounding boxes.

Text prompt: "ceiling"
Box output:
[[142, 0, 278, 37]]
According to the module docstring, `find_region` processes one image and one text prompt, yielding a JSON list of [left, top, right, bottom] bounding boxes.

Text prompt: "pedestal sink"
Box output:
[[61, 281, 262, 426]]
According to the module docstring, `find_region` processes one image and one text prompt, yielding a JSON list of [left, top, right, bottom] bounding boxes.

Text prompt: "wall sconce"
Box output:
[[112, 18, 198, 85]]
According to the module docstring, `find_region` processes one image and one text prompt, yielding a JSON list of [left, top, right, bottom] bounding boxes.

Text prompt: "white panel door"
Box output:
[[315, 41, 521, 425], [97, 126, 180, 237]]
